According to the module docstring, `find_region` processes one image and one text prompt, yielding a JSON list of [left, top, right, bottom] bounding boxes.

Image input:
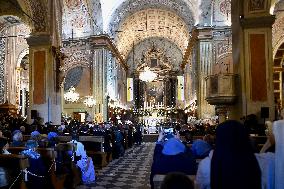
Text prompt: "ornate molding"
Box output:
[[26, 34, 51, 46], [240, 15, 276, 28], [89, 35, 127, 70], [108, 0, 195, 36]]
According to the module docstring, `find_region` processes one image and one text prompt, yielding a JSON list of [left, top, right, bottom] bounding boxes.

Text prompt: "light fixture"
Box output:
[[83, 96, 96, 107], [139, 66, 157, 82], [64, 86, 79, 102]]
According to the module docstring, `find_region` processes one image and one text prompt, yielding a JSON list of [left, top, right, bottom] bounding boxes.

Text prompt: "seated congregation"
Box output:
[[151, 120, 278, 189], [0, 113, 281, 189], [0, 115, 142, 189]]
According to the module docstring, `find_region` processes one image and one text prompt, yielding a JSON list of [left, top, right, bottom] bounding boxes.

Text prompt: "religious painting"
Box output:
[[150, 58, 158, 68], [146, 81, 164, 105], [213, 0, 231, 23], [248, 0, 266, 12]]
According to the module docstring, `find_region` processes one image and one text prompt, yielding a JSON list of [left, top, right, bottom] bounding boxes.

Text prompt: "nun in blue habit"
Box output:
[[150, 133, 197, 189]]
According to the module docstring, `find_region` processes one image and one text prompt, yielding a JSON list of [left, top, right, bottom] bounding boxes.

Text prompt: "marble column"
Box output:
[[26, 34, 61, 124], [92, 48, 109, 122], [196, 27, 215, 118]]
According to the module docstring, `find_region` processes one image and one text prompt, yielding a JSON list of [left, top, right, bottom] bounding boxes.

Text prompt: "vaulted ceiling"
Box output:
[[115, 9, 191, 60]]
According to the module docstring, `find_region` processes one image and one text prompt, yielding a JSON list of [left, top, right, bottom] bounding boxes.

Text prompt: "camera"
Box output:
[[164, 128, 174, 134]]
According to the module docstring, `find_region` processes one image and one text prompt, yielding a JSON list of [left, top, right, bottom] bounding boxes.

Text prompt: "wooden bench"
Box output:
[[22, 135, 111, 168], [79, 136, 111, 168], [0, 154, 29, 189], [153, 174, 196, 189]]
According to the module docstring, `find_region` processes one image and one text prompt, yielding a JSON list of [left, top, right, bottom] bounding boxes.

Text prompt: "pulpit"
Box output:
[[205, 74, 238, 122]]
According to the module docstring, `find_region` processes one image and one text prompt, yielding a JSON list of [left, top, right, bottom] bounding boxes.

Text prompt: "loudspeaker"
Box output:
[[31, 110, 38, 119], [261, 107, 269, 118]]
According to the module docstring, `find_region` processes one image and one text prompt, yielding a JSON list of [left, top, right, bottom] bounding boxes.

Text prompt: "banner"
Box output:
[[177, 76, 184, 101], [127, 78, 133, 101]]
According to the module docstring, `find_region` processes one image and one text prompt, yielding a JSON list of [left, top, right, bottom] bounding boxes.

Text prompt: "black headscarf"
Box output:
[[211, 120, 261, 189]]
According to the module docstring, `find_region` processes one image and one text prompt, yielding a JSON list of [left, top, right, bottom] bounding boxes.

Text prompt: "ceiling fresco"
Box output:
[[115, 9, 191, 60]]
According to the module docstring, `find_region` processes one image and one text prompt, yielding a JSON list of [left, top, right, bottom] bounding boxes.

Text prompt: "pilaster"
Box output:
[[196, 27, 215, 118], [231, 0, 275, 120], [26, 34, 61, 124]]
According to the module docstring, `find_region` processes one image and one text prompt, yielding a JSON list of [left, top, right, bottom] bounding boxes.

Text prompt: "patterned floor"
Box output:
[[77, 143, 155, 189]]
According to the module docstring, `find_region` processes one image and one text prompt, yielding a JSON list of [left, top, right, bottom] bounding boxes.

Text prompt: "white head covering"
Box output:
[[273, 120, 284, 189], [260, 121, 273, 153]]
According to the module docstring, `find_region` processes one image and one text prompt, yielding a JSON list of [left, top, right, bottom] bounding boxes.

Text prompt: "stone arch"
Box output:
[[114, 8, 191, 60], [16, 0, 48, 33], [107, 0, 197, 36], [272, 1, 284, 56]]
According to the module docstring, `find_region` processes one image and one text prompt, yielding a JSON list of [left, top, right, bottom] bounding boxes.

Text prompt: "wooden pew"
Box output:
[[22, 135, 111, 168], [0, 154, 29, 189], [57, 136, 72, 142], [153, 174, 196, 189], [79, 136, 110, 168], [8, 147, 58, 189]]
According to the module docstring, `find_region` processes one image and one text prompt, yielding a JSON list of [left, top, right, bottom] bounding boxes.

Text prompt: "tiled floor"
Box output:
[[77, 143, 155, 189]]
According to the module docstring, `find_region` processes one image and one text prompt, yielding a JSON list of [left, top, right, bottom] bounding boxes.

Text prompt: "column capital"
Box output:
[[240, 15, 275, 29], [195, 26, 214, 40], [26, 34, 52, 47]]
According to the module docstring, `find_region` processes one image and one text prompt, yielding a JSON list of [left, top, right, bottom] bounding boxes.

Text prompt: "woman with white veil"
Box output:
[[273, 120, 284, 189]]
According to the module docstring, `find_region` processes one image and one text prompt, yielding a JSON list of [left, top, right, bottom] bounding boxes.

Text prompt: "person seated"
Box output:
[[20, 140, 49, 189], [160, 172, 194, 189], [10, 130, 25, 147], [196, 120, 261, 189], [0, 137, 11, 154], [47, 131, 59, 147], [20, 125, 26, 135], [150, 129, 197, 189], [260, 121, 275, 153], [191, 134, 213, 159], [181, 130, 193, 146], [68, 133, 96, 184], [254, 120, 275, 189], [31, 130, 41, 142]]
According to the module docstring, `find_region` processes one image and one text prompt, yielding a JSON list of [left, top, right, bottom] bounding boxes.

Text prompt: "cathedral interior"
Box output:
[[0, 0, 282, 125], [0, 0, 282, 127], [0, 0, 283, 189]]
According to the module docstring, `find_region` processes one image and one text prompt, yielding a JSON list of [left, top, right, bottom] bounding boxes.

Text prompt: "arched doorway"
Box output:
[[0, 15, 31, 115]]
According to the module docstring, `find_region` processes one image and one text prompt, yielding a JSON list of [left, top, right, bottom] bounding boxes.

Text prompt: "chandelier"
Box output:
[[139, 66, 157, 82], [83, 96, 96, 107], [64, 86, 79, 102]]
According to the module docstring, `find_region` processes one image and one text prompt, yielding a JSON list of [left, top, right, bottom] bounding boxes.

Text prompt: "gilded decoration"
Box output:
[[114, 9, 190, 60], [126, 37, 183, 73], [29, 0, 47, 32], [249, 0, 266, 12], [62, 0, 102, 39], [108, 0, 196, 36], [61, 40, 91, 73]]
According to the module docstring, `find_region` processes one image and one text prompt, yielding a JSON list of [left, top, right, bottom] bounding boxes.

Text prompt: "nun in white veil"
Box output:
[[273, 120, 284, 189]]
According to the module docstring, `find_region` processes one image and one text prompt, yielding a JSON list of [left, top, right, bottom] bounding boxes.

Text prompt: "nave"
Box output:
[[77, 143, 155, 189]]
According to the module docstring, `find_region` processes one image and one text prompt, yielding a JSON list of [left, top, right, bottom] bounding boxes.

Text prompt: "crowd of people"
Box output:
[[0, 113, 144, 188], [0, 112, 281, 189], [150, 119, 278, 189]]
